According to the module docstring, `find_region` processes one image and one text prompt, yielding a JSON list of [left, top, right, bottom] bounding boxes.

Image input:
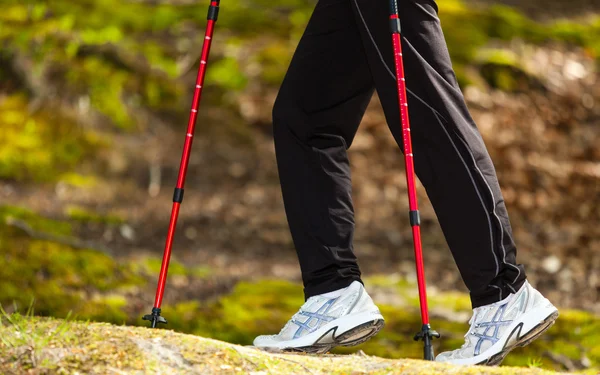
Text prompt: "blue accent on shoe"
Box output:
[[472, 303, 513, 356], [292, 298, 338, 339]]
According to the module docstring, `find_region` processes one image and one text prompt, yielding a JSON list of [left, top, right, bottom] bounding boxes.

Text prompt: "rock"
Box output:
[[119, 224, 136, 241], [541, 255, 562, 274]]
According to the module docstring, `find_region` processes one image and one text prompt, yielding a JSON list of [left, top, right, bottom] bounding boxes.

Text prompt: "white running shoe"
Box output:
[[253, 281, 384, 353], [436, 281, 559, 366]]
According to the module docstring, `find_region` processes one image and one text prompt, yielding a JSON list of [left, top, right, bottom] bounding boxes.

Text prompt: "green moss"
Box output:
[[165, 280, 305, 345], [439, 2, 600, 67], [475, 49, 537, 91], [0, 95, 100, 182], [1, 0, 598, 148], [0, 205, 72, 236], [191, 266, 213, 279], [65, 205, 125, 225], [157, 279, 599, 373], [58, 173, 99, 188], [206, 56, 248, 91], [140, 257, 189, 277], [430, 291, 472, 312], [0, 206, 597, 373], [0, 316, 575, 375], [0, 219, 144, 319], [79, 295, 129, 324], [2, 236, 599, 374]]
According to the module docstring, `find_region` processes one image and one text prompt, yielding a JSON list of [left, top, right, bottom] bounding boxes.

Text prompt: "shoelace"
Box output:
[[460, 306, 490, 349], [460, 310, 479, 349]]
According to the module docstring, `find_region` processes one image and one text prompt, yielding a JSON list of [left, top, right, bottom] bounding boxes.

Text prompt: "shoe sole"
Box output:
[[481, 310, 559, 366], [282, 319, 385, 355]]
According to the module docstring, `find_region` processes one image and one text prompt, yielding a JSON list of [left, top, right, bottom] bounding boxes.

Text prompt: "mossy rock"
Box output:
[[159, 279, 599, 372], [0, 315, 578, 374]]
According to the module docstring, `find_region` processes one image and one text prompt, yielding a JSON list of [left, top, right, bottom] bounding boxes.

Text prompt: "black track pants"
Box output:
[[273, 0, 526, 308]]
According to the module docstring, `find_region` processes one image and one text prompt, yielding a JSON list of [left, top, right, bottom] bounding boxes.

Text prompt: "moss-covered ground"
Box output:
[[1, 205, 599, 373], [166, 280, 600, 373], [0, 315, 581, 375]]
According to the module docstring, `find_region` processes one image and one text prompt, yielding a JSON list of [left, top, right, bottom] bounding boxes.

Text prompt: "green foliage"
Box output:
[[57, 173, 98, 188], [0, 308, 75, 372], [476, 49, 535, 91], [0, 95, 100, 182], [0, 0, 598, 183], [65, 205, 124, 225], [136, 257, 211, 278], [527, 357, 544, 368], [0, 0, 315, 132], [439, 2, 600, 71], [1, 0, 597, 136], [0, 307, 72, 350], [0, 205, 71, 236], [0, 211, 144, 320], [206, 56, 248, 91]]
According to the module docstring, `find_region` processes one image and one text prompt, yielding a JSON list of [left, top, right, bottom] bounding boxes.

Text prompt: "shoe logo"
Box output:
[[472, 303, 514, 356], [292, 298, 337, 339]]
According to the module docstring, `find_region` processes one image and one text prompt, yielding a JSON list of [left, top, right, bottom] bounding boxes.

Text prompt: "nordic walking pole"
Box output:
[[388, 0, 440, 360], [143, 0, 220, 328]]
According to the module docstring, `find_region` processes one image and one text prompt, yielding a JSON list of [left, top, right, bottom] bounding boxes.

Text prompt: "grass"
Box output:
[[0, 315, 573, 375]]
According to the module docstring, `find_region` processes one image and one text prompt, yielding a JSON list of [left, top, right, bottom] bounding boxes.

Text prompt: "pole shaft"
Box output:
[[176, 19, 216, 189], [154, 202, 181, 308], [390, 13, 430, 326], [151, 3, 219, 310]]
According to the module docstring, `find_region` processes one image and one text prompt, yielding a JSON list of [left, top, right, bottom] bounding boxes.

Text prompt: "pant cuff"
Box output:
[[303, 276, 363, 300], [470, 278, 527, 308]]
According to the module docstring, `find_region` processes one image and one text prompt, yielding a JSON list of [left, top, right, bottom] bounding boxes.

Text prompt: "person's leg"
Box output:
[[350, 0, 526, 307], [273, 0, 375, 299], [349, 0, 557, 366]]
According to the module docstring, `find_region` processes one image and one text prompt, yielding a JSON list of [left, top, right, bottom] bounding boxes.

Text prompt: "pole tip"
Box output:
[[143, 307, 168, 328]]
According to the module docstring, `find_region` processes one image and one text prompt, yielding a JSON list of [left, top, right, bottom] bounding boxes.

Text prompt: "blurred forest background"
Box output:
[[0, 0, 599, 372]]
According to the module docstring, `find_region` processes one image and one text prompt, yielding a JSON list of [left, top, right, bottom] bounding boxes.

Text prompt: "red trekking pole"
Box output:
[[143, 0, 220, 328], [388, 0, 440, 360]]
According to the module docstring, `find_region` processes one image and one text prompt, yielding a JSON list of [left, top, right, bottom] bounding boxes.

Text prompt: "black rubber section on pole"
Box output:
[[208, 4, 219, 21], [409, 210, 421, 226], [173, 188, 185, 203], [388, 0, 401, 33], [390, 18, 401, 33]]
